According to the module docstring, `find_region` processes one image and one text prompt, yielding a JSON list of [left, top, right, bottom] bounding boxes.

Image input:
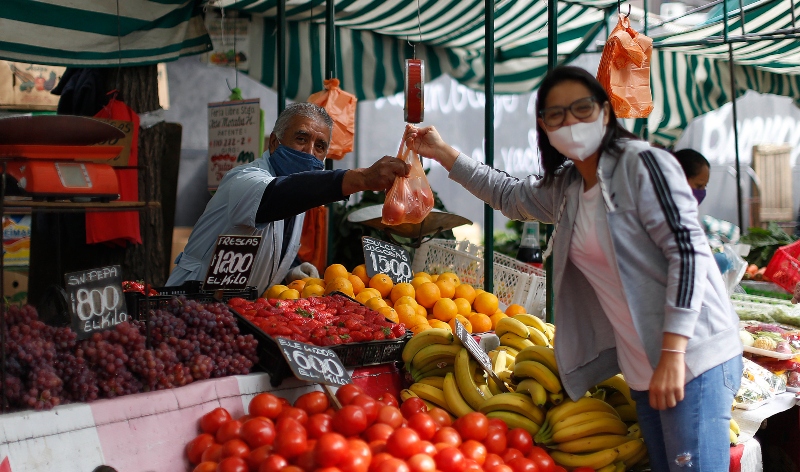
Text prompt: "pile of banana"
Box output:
[[730, 417, 740, 446], [495, 314, 555, 351]]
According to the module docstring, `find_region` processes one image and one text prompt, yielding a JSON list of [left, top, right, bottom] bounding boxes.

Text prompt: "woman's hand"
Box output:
[[404, 124, 460, 171], [649, 332, 689, 410]]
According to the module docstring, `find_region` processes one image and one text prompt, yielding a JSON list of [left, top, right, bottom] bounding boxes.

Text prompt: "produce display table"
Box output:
[[0, 365, 402, 472]]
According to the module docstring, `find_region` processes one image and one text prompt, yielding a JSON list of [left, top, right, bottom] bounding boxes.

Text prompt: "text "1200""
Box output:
[[369, 252, 412, 282], [210, 250, 254, 275]]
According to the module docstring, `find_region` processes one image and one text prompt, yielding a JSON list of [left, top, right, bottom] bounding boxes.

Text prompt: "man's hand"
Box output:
[[342, 155, 410, 195], [404, 124, 460, 171]]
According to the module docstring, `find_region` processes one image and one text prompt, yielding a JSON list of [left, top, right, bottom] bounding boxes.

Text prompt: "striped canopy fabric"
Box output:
[[0, 0, 212, 66]]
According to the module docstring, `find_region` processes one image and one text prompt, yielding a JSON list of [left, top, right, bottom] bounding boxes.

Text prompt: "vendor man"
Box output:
[[168, 103, 409, 294]]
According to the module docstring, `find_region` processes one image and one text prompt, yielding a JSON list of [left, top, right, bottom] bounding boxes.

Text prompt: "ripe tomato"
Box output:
[[427, 408, 452, 428], [238, 415, 253, 423], [216, 456, 249, 472], [463, 458, 482, 472], [201, 443, 223, 463], [276, 407, 308, 426], [187, 433, 216, 464], [400, 398, 427, 419], [315, 432, 349, 467], [339, 452, 370, 472], [293, 449, 317, 471], [192, 462, 217, 472], [317, 468, 343, 472], [407, 453, 436, 472], [334, 405, 368, 437], [363, 423, 394, 442], [506, 429, 533, 455], [248, 394, 283, 419], [336, 384, 364, 405], [501, 448, 523, 464], [376, 406, 404, 428], [294, 391, 329, 415], [407, 413, 437, 441], [483, 453, 504, 470], [240, 418, 276, 449], [415, 441, 437, 456], [486, 465, 514, 472], [378, 392, 399, 408], [351, 395, 380, 424], [258, 454, 287, 472], [526, 447, 555, 472], [375, 458, 410, 472], [216, 420, 244, 443], [506, 457, 539, 472], [483, 428, 507, 454], [459, 440, 487, 466], [348, 438, 372, 459], [276, 417, 304, 434], [386, 427, 421, 459], [369, 440, 387, 455], [220, 439, 250, 459], [553, 467, 567, 472], [435, 447, 467, 472], [432, 427, 462, 448], [246, 445, 272, 471], [307, 413, 334, 439], [273, 427, 307, 458], [281, 467, 304, 472], [369, 452, 394, 472], [455, 413, 489, 441], [201, 408, 233, 435], [487, 419, 508, 433]]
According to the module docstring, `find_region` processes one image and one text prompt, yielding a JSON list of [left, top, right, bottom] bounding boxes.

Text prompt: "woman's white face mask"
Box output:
[[545, 110, 606, 162]]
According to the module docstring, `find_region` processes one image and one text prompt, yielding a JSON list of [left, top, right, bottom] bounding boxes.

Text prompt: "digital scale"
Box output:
[[0, 115, 125, 201], [348, 204, 472, 248]]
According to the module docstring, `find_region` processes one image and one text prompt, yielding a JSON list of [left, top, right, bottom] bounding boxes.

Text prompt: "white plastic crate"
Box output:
[[412, 239, 546, 315]]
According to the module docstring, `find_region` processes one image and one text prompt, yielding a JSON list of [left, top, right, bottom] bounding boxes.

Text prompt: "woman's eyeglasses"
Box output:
[[538, 97, 599, 127]]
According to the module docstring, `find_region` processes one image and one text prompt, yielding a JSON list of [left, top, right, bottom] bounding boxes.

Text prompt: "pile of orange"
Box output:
[[262, 264, 530, 335]]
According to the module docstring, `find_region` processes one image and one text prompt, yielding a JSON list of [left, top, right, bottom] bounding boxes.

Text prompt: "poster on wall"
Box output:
[[207, 98, 261, 191], [203, 10, 251, 71]]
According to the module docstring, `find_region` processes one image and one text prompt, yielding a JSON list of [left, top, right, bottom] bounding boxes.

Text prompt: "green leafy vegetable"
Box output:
[[740, 222, 797, 267]]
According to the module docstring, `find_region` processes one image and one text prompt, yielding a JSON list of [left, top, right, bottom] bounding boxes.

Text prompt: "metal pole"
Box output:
[[1, 163, 5, 412], [729, 44, 744, 230], [277, 0, 286, 113], [738, 0, 746, 35], [545, 0, 557, 324], [792, 0, 796, 28], [484, 0, 495, 293], [325, 0, 336, 265], [642, 0, 649, 141]]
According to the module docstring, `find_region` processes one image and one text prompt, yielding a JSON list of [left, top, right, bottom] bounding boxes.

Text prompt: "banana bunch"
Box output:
[[730, 418, 740, 446], [496, 315, 553, 351], [402, 328, 459, 382]]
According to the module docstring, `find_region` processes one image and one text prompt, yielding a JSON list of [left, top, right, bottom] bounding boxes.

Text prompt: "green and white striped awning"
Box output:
[[0, 0, 212, 66]]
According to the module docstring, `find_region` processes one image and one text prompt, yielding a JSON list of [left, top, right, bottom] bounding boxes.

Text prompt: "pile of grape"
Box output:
[[2, 297, 259, 412]]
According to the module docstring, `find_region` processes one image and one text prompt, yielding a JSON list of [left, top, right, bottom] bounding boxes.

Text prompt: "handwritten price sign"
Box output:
[[64, 265, 129, 340], [203, 235, 262, 290], [276, 338, 352, 386], [361, 236, 413, 283]]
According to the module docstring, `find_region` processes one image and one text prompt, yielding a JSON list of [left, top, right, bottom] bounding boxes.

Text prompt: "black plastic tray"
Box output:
[[124, 281, 258, 320]]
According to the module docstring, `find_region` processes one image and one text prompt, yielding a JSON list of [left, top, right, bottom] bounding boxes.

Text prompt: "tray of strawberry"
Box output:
[[227, 293, 411, 386]]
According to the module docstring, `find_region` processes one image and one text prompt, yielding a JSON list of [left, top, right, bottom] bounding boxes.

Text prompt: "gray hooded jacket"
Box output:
[[448, 139, 742, 400]]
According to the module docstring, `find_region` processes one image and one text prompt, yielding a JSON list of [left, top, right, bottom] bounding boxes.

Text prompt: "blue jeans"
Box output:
[[630, 356, 743, 472]]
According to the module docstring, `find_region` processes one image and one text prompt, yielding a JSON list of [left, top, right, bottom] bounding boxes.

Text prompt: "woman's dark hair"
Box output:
[[535, 66, 639, 187], [673, 149, 710, 179]]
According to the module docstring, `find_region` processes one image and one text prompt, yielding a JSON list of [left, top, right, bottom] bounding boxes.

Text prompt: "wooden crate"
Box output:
[[751, 144, 794, 226]]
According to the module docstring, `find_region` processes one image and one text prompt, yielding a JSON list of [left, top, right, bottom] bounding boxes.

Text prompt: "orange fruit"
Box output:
[[369, 274, 394, 298], [378, 307, 399, 324], [302, 284, 325, 298], [265, 284, 289, 299], [356, 290, 378, 304], [468, 313, 493, 333], [348, 274, 366, 295], [431, 274, 439, 282], [352, 264, 370, 285], [287, 280, 306, 292], [395, 304, 418, 326], [279, 289, 300, 300], [394, 295, 418, 308], [428, 319, 453, 332], [324, 264, 349, 284], [412, 314, 429, 327], [449, 315, 472, 333], [383, 298, 394, 308], [489, 312, 508, 330], [416, 282, 442, 309], [414, 272, 433, 281], [475, 288, 486, 297], [438, 272, 461, 286], [415, 304, 428, 319], [325, 277, 354, 296], [453, 284, 477, 304], [390, 283, 416, 303], [474, 292, 499, 315], [303, 277, 325, 287], [411, 323, 432, 334], [505, 304, 527, 316], [435, 280, 456, 299], [432, 298, 458, 322], [410, 276, 430, 290], [366, 297, 388, 311], [453, 298, 472, 317]]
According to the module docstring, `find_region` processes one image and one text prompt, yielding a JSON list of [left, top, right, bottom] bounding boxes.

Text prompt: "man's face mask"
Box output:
[[269, 144, 325, 177]]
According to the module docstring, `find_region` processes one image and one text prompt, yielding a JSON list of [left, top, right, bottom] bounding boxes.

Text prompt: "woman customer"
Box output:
[[404, 66, 742, 472], [674, 148, 711, 204]]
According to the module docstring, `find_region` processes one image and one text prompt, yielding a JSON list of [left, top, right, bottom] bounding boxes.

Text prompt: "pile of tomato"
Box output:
[[228, 295, 406, 346], [185, 385, 566, 472]]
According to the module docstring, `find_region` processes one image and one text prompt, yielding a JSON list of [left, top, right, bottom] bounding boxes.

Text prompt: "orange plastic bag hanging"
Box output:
[[596, 13, 653, 118], [382, 141, 435, 225], [307, 78, 357, 160]]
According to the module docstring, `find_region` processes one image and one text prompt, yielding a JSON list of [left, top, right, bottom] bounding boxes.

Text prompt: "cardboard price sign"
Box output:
[[207, 98, 261, 191], [454, 319, 509, 392], [362, 236, 413, 283], [203, 235, 261, 290], [64, 265, 129, 340], [276, 338, 352, 386]]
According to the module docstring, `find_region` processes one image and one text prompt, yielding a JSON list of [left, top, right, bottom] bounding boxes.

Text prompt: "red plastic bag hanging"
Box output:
[[382, 141, 434, 225], [596, 14, 653, 118], [307, 78, 357, 160]]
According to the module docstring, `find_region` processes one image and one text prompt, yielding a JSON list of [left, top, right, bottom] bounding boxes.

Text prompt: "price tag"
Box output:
[[276, 338, 352, 386], [203, 235, 262, 291], [454, 319, 509, 392], [362, 236, 413, 283], [64, 265, 128, 340], [207, 98, 261, 191]]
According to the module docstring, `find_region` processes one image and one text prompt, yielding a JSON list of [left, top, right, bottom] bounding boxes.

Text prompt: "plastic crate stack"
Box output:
[[412, 239, 547, 317]]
